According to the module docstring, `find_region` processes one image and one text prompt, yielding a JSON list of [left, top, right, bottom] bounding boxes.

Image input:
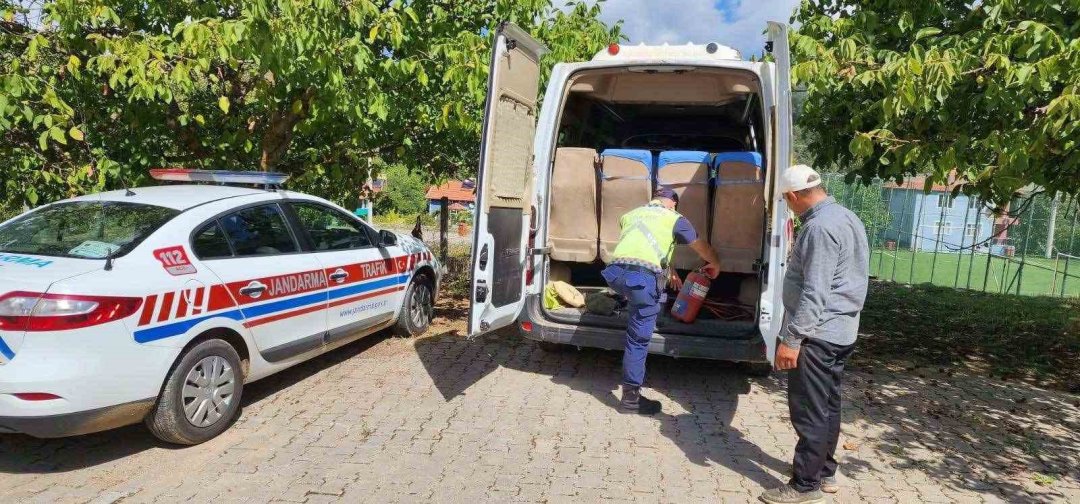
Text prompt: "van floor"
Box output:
[[544, 286, 757, 339]]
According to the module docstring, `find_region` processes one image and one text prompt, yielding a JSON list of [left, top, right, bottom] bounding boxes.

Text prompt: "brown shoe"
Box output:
[[821, 475, 839, 493]]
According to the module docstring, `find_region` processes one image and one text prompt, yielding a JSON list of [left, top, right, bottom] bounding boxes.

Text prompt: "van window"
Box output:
[[219, 204, 298, 256]]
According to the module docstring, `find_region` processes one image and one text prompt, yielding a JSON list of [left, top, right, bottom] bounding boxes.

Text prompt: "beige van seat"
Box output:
[[656, 151, 711, 270], [599, 149, 654, 263], [711, 152, 764, 273], [549, 147, 600, 262]]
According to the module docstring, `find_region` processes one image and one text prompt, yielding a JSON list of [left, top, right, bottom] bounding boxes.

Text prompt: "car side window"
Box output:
[[219, 204, 298, 256], [192, 222, 233, 259], [291, 202, 373, 251]]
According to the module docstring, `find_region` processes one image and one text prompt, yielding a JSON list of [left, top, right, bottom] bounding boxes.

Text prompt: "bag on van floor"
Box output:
[[544, 281, 586, 310], [585, 289, 623, 316]]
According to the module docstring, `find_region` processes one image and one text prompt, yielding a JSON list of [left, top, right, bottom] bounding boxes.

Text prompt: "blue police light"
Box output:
[[149, 169, 290, 187]]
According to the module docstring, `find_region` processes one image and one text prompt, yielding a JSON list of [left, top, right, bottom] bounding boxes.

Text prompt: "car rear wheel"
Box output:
[[146, 339, 244, 445], [395, 274, 434, 337]]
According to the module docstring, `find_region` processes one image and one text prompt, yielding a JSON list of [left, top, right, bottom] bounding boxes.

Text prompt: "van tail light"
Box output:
[[0, 292, 142, 332], [607, 43, 620, 55]]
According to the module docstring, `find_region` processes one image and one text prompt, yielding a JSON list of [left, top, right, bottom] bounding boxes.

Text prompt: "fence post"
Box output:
[[893, 187, 915, 283], [929, 194, 948, 285], [983, 249, 993, 292], [910, 193, 926, 284], [954, 197, 972, 289], [875, 186, 893, 276], [439, 196, 449, 265], [966, 204, 982, 290], [1045, 194, 1060, 259]]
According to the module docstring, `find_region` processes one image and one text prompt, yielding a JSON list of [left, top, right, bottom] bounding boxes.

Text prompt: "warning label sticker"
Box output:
[[153, 246, 197, 276]]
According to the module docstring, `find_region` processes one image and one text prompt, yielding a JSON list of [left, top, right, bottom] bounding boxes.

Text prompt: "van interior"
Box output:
[[542, 66, 770, 338]]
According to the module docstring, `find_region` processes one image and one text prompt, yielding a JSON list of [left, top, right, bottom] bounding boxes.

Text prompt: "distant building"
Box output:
[[884, 177, 997, 253], [425, 179, 476, 214]]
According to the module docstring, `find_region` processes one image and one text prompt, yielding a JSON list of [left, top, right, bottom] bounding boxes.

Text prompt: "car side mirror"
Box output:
[[378, 229, 398, 247]]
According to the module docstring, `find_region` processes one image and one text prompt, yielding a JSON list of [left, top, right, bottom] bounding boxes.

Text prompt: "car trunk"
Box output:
[[539, 66, 769, 339]]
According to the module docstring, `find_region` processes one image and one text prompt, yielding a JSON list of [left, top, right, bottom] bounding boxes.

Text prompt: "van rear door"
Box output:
[[468, 23, 549, 337], [759, 21, 795, 365]]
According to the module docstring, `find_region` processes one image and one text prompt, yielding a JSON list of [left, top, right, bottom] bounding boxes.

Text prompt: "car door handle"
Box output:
[[329, 268, 349, 283], [239, 281, 268, 298]]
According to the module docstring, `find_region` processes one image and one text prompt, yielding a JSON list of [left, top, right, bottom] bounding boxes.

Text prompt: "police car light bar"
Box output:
[[149, 169, 290, 187]]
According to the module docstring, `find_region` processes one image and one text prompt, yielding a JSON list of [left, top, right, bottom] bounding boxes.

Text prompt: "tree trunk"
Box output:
[[259, 87, 316, 171]]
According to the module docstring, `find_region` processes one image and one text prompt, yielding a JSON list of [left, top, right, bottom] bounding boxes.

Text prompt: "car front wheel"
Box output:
[[396, 275, 434, 336], [146, 339, 244, 445]]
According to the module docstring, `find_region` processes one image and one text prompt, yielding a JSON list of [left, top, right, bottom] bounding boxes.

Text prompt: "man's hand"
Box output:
[[701, 262, 720, 279], [775, 342, 800, 371], [669, 270, 683, 291]]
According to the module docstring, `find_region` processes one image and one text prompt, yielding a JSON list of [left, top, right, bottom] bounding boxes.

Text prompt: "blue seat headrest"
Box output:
[[712, 151, 763, 168], [601, 149, 654, 171], [658, 151, 712, 168]]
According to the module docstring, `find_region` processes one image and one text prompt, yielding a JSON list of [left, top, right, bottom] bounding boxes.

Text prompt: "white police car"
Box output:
[[0, 170, 440, 444]]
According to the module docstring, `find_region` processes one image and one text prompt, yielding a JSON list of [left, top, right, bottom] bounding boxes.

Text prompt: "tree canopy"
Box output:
[[791, 0, 1079, 211], [0, 0, 621, 215]]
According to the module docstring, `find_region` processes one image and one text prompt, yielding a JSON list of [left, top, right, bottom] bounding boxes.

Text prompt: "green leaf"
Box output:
[[49, 126, 67, 145], [914, 28, 942, 41], [194, 114, 205, 126], [38, 131, 48, 151], [69, 127, 84, 141], [218, 96, 230, 114], [367, 25, 379, 43]]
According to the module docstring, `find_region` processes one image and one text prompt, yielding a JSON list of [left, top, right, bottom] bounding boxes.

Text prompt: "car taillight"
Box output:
[[0, 291, 142, 332], [12, 393, 62, 401]]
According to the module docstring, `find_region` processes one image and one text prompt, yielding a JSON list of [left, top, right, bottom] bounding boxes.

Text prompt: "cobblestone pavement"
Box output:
[[2, 318, 1078, 503]]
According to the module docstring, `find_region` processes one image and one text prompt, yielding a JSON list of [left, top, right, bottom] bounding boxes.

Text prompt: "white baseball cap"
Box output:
[[780, 164, 822, 193]]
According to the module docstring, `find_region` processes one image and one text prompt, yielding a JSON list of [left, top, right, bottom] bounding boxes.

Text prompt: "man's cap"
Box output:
[[780, 164, 822, 193], [654, 186, 679, 203]]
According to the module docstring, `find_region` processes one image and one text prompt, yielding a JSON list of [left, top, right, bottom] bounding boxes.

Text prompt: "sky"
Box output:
[[593, 0, 802, 59]]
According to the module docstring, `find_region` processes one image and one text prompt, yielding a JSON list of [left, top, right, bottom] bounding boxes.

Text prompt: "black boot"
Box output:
[[620, 385, 661, 415]]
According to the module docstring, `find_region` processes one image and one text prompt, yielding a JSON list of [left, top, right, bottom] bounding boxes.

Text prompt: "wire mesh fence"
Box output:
[[822, 173, 1080, 298]]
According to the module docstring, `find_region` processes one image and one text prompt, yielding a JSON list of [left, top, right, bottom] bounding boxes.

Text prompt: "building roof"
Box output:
[[448, 202, 469, 211], [883, 175, 959, 193], [425, 180, 476, 202]]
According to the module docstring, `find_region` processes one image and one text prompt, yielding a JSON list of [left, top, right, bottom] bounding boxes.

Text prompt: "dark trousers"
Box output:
[[788, 338, 855, 492], [600, 264, 661, 388]]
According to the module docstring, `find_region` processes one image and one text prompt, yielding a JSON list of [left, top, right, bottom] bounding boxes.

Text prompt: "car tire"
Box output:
[[741, 361, 773, 378], [146, 339, 244, 445], [395, 274, 434, 337]]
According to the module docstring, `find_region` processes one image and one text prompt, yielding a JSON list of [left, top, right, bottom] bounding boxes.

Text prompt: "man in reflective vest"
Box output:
[[601, 187, 721, 414]]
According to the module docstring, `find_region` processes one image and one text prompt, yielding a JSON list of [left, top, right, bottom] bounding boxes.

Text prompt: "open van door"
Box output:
[[760, 21, 794, 365], [468, 23, 549, 336]]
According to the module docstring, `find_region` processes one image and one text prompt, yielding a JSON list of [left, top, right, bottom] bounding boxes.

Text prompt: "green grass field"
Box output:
[[869, 248, 1080, 297]]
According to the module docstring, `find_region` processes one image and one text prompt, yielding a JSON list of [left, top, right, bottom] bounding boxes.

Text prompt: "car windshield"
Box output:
[[0, 201, 179, 259]]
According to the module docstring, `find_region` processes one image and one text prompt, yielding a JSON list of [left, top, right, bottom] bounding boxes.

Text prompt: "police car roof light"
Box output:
[[149, 169, 290, 188]]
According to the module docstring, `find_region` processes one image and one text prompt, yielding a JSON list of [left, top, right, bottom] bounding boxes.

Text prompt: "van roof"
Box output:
[[593, 42, 741, 62]]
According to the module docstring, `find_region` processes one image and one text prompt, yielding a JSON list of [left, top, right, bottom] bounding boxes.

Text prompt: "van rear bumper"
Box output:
[[519, 295, 767, 362]]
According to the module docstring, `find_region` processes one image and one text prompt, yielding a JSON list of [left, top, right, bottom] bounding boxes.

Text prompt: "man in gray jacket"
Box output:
[[760, 165, 869, 504]]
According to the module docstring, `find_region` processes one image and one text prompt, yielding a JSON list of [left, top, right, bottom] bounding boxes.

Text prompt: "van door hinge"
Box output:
[[531, 246, 550, 256], [765, 41, 774, 53], [754, 261, 768, 276]]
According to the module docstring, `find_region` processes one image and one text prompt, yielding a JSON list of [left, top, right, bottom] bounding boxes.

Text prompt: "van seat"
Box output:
[[711, 151, 764, 273], [549, 147, 600, 263], [657, 151, 711, 269], [599, 149, 654, 263]]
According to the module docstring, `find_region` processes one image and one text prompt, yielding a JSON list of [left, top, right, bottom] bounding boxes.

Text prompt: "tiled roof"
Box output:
[[448, 203, 469, 211], [425, 180, 476, 202]]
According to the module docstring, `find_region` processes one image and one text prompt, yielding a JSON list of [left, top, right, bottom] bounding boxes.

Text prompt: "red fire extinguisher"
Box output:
[[670, 270, 711, 323]]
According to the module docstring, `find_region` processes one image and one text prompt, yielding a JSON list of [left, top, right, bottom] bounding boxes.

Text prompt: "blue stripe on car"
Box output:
[[132, 274, 411, 344], [0, 335, 14, 360]]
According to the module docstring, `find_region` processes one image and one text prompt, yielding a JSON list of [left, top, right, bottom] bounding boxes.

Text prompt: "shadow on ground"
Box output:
[[413, 328, 1080, 503], [0, 330, 395, 474], [414, 329, 791, 491]]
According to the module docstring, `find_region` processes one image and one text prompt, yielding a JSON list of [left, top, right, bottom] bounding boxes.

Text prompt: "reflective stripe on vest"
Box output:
[[611, 203, 681, 269]]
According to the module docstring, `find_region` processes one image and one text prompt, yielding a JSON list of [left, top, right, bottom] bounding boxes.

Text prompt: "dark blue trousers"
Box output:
[[601, 264, 661, 387]]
